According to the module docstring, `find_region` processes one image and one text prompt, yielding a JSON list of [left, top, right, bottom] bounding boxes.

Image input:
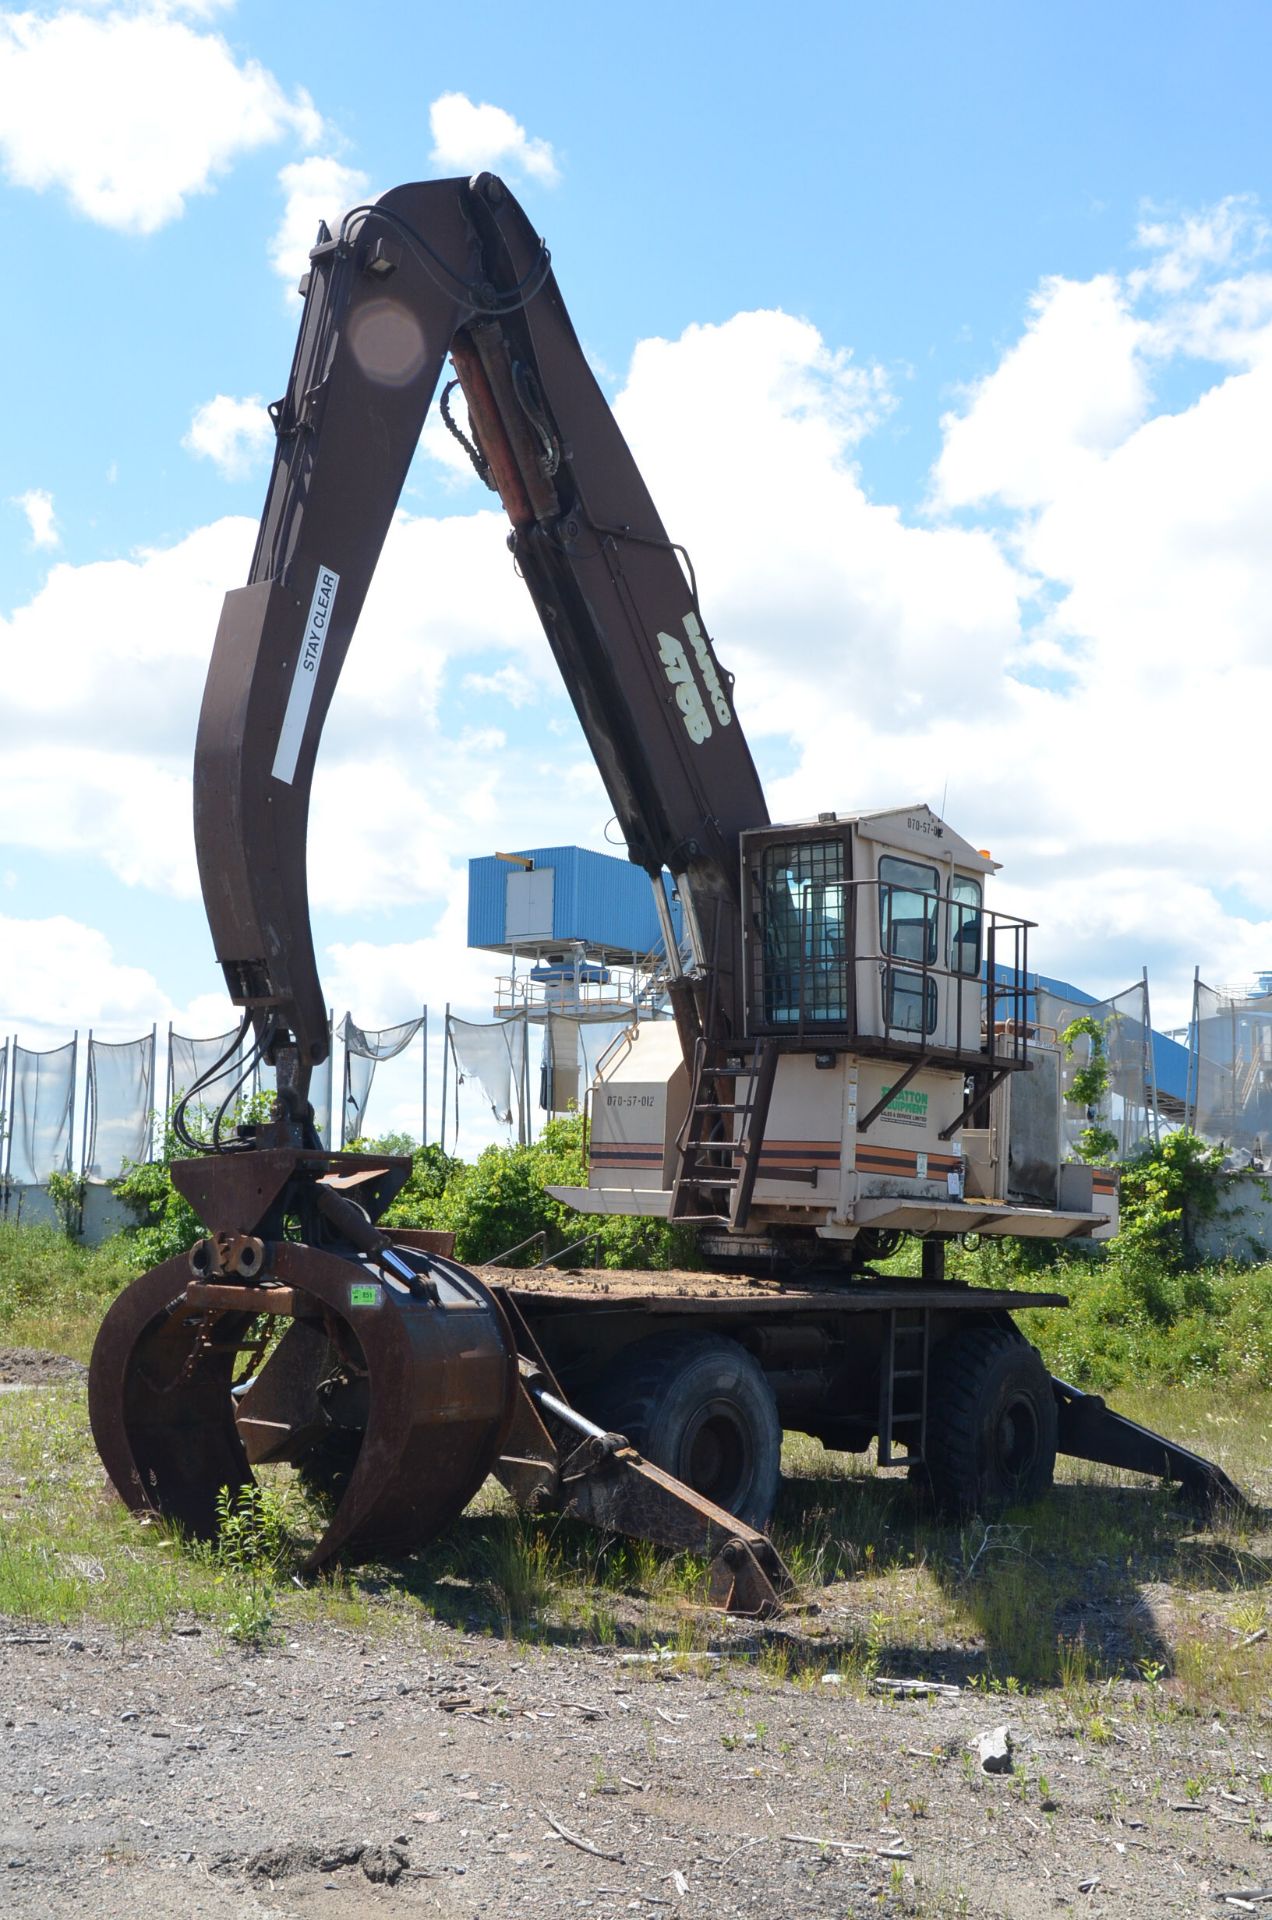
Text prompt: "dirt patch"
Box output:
[[2, 1616, 1269, 1918], [0, 1348, 88, 1387]]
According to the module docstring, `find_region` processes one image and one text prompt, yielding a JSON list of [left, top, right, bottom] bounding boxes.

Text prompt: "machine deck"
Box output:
[[497, 1265, 1067, 1314]]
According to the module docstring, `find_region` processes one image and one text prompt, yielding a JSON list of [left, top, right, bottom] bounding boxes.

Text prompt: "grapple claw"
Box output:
[[89, 1243, 518, 1572]]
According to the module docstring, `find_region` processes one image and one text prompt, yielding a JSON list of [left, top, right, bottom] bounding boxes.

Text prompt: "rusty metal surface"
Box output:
[[557, 1436, 792, 1616], [184, 1282, 299, 1316], [91, 1229, 796, 1609], [188, 1233, 268, 1281], [90, 1242, 518, 1573], [89, 1254, 255, 1542], [171, 1150, 411, 1237], [706, 1538, 788, 1618], [385, 1228, 457, 1258]]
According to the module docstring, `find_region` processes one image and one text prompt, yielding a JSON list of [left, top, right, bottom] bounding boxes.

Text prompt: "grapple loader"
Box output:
[[89, 172, 1243, 1610]]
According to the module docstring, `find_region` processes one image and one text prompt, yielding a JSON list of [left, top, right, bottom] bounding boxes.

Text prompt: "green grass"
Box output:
[[2, 1372, 1266, 1723], [868, 1235, 1272, 1393], [0, 1221, 136, 1362], [1, 1217, 1269, 1710]]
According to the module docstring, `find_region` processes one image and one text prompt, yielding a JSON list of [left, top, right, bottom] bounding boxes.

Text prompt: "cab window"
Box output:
[[950, 874, 982, 976], [879, 856, 939, 964], [760, 839, 847, 1023]]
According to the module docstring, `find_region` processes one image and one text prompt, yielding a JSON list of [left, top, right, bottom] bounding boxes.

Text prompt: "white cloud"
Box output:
[[461, 664, 538, 708], [0, 4, 322, 234], [614, 309, 1016, 738], [427, 91, 559, 187], [873, 199, 1272, 1021], [2, 912, 167, 1038], [270, 155, 370, 293], [12, 486, 58, 548], [0, 516, 256, 894], [0, 502, 568, 914], [932, 276, 1151, 513], [6, 200, 1272, 1050], [183, 393, 273, 479], [1132, 194, 1269, 296]]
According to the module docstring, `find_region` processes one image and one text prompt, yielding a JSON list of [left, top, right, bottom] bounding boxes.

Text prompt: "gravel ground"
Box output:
[[0, 1348, 87, 1387], [3, 1615, 1270, 1919]]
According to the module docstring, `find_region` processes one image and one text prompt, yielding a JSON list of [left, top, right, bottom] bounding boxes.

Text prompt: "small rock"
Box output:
[[975, 1725, 1014, 1774], [65, 1638, 85, 1653], [361, 1844, 408, 1886]]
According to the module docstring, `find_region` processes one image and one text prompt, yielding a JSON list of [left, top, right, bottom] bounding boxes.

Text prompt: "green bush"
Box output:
[[1014, 1257, 1272, 1390], [384, 1114, 695, 1270], [378, 1141, 462, 1229], [1115, 1128, 1227, 1271], [113, 1146, 203, 1267]]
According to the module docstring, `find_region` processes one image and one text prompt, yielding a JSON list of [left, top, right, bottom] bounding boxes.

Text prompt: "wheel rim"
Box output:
[[994, 1391, 1040, 1484], [681, 1399, 752, 1512]]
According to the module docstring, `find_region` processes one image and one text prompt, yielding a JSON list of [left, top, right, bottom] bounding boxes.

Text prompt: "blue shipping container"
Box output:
[[467, 846, 682, 959]]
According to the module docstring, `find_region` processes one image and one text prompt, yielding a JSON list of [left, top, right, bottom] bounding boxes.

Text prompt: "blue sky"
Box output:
[[2, 0, 1271, 1143]]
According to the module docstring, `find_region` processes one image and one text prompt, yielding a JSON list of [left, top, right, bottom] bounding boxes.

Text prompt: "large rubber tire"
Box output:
[[586, 1334, 781, 1531], [921, 1326, 1057, 1516]]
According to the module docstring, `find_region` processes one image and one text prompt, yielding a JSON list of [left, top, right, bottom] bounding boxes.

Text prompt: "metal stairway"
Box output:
[[669, 1038, 777, 1230]]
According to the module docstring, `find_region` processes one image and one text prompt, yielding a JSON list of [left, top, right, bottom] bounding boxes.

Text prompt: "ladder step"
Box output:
[[692, 1102, 748, 1113], [892, 1368, 924, 1381], [687, 1174, 740, 1187]]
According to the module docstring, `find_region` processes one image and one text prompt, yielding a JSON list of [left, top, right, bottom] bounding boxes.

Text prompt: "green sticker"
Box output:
[[349, 1282, 381, 1308]]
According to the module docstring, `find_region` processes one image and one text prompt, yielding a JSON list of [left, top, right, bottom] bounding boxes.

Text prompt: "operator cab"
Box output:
[[741, 804, 1030, 1070]]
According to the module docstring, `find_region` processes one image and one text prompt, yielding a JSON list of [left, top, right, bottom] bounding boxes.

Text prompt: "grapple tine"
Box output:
[[88, 1254, 254, 1539], [263, 1245, 518, 1572]]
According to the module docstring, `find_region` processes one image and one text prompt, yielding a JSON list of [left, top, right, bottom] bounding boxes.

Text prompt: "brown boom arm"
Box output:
[[195, 172, 768, 1096]]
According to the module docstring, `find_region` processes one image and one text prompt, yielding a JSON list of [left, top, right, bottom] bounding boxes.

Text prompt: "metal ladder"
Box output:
[[877, 1306, 930, 1466], [669, 1038, 777, 1230]]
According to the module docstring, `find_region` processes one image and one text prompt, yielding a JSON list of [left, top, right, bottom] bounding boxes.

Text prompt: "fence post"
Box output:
[[80, 1029, 94, 1177], [440, 1003, 450, 1154]]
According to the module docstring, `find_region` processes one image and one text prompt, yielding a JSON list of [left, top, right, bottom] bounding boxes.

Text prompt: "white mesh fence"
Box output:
[[1034, 980, 1156, 1160], [1189, 980, 1272, 1160], [167, 1026, 254, 1131], [84, 1033, 155, 1179], [310, 1048, 333, 1144], [448, 1013, 529, 1139], [5, 1039, 76, 1185], [339, 1014, 425, 1146]]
